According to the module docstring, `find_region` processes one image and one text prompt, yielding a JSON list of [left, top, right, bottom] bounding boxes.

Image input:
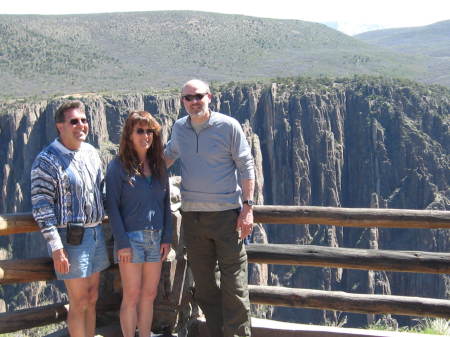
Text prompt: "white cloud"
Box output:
[[335, 22, 388, 36]]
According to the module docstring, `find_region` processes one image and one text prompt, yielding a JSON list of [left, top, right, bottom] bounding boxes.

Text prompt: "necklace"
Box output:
[[137, 159, 151, 177]]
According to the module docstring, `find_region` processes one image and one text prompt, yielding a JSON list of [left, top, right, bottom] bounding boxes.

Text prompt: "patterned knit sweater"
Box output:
[[31, 139, 104, 252]]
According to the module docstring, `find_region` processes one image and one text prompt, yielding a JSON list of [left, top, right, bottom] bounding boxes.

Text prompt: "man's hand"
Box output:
[[52, 248, 70, 274], [236, 206, 254, 239], [160, 243, 171, 261], [118, 248, 132, 264]]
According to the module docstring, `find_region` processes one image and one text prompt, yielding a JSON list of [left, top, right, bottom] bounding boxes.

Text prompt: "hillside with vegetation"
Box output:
[[355, 20, 450, 57], [355, 20, 450, 85], [0, 11, 433, 99]]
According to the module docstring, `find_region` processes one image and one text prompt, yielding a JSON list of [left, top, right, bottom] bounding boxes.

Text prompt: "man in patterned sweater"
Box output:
[[31, 100, 110, 337]]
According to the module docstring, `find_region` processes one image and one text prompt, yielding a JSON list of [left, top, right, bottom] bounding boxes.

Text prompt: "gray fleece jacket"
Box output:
[[164, 111, 255, 206]]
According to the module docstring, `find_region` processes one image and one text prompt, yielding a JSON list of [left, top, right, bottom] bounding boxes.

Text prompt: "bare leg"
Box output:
[[138, 261, 162, 337], [119, 262, 143, 337], [85, 273, 101, 337], [64, 272, 100, 337]]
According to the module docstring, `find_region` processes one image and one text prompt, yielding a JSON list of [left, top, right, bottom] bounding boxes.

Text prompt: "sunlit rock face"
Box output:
[[0, 77, 448, 327]]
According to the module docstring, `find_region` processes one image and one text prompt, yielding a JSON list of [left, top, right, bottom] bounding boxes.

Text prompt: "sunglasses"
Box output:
[[136, 128, 155, 135], [69, 118, 88, 125], [182, 93, 209, 102]]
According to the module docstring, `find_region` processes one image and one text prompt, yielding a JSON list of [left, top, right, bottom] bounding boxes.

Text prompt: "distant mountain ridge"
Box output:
[[0, 11, 434, 99], [356, 20, 450, 57], [355, 20, 450, 85]]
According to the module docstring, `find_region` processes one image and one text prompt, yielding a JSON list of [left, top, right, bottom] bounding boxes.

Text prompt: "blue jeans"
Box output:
[[114, 229, 162, 263]]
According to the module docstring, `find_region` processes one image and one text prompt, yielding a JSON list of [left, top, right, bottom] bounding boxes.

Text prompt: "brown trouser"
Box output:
[[182, 209, 251, 337]]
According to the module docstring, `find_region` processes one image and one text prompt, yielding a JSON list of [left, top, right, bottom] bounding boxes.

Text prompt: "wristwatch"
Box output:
[[243, 200, 255, 206]]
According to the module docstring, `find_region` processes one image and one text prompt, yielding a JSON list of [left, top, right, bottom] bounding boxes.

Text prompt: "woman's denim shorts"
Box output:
[[114, 229, 162, 264], [50, 225, 110, 280]]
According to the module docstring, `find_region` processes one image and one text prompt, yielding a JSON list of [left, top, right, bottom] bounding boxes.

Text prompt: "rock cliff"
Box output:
[[0, 77, 449, 327]]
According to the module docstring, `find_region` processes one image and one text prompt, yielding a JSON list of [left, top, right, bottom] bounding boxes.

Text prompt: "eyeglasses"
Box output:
[[136, 128, 155, 135], [69, 118, 88, 125], [182, 93, 209, 102]]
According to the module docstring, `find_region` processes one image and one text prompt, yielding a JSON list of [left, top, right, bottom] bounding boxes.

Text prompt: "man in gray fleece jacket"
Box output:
[[165, 79, 255, 337]]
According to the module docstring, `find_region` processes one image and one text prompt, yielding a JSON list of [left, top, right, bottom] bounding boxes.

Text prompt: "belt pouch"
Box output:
[[67, 223, 85, 245]]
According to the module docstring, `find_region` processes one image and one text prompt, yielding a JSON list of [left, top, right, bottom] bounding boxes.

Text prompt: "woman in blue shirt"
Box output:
[[106, 111, 172, 337]]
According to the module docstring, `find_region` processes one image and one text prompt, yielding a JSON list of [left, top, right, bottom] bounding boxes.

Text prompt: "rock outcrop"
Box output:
[[0, 77, 449, 327]]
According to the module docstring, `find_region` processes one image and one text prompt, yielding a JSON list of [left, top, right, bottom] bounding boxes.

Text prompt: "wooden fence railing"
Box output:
[[1, 206, 450, 335]]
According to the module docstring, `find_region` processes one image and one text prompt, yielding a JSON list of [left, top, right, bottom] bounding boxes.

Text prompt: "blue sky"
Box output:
[[2, 0, 449, 35]]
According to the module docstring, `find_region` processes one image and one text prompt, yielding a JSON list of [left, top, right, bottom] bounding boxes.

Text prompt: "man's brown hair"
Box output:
[[55, 100, 85, 124]]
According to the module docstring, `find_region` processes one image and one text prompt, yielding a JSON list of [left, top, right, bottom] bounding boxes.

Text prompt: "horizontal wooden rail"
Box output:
[[0, 212, 109, 236], [5, 243, 450, 285], [0, 303, 69, 333], [2, 207, 450, 237], [0, 258, 55, 284], [249, 285, 450, 319], [0, 258, 117, 285], [2, 207, 450, 333], [0, 213, 40, 235], [254, 206, 450, 229], [5, 285, 450, 333], [0, 297, 177, 333], [0, 298, 122, 334], [247, 244, 450, 274]]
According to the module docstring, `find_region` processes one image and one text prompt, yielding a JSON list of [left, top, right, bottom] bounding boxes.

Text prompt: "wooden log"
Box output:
[[0, 258, 55, 284], [0, 212, 39, 235], [0, 298, 122, 334], [0, 303, 69, 333], [0, 213, 110, 236], [247, 244, 450, 274], [249, 285, 450, 319], [3, 243, 450, 284], [0, 258, 118, 285], [0, 298, 181, 333], [254, 206, 450, 229], [2, 207, 450, 237]]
